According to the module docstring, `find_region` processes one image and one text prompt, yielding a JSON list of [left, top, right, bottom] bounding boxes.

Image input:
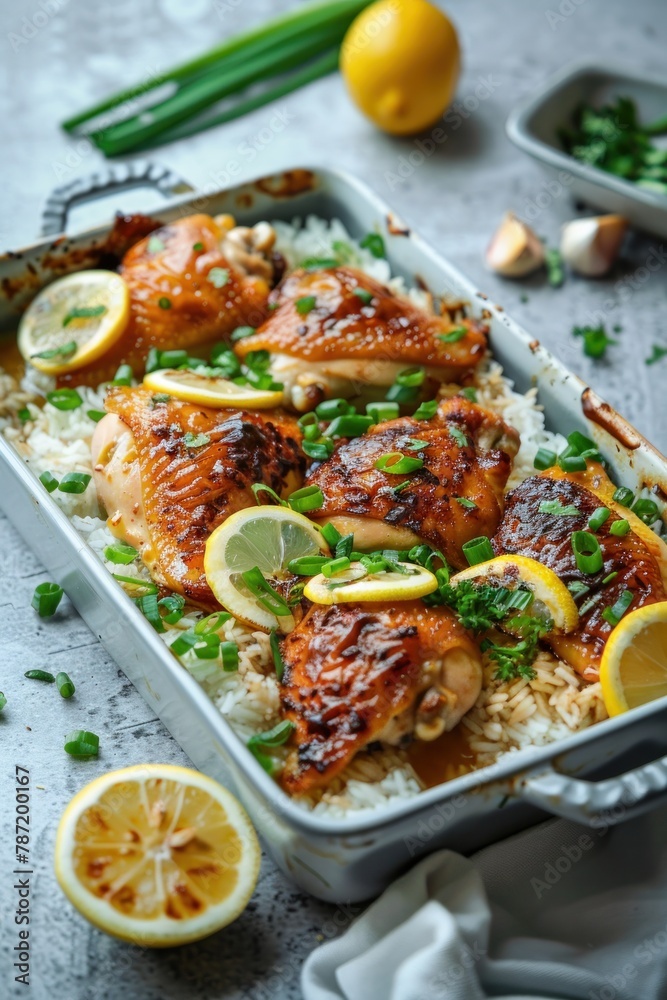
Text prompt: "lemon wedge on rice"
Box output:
[[204, 505, 329, 632], [450, 554, 579, 633], [18, 270, 130, 374], [54, 764, 260, 948], [304, 561, 438, 605], [599, 602, 667, 716], [143, 368, 283, 409]]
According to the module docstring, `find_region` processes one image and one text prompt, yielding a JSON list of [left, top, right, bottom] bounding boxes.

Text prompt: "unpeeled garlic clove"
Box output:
[[560, 214, 627, 277], [486, 213, 545, 277]]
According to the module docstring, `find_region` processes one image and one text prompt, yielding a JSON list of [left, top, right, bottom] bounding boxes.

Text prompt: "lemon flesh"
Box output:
[[304, 561, 438, 605], [450, 554, 579, 633], [18, 270, 130, 374], [204, 505, 329, 631], [341, 0, 460, 136], [143, 368, 284, 409], [54, 764, 260, 947], [600, 603, 667, 716]]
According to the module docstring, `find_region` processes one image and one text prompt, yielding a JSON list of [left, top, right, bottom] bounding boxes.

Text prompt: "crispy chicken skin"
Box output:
[[235, 266, 488, 409], [493, 471, 667, 680], [307, 395, 519, 565], [92, 387, 304, 607], [280, 601, 482, 794], [60, 214, 272, 388]]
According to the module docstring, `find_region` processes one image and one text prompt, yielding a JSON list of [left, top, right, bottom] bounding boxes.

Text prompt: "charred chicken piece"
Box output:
[[280, 600, 482, 794], [308, 395, 519, 565], [91, 387, 304, 607], [234, 266, 488, 410]]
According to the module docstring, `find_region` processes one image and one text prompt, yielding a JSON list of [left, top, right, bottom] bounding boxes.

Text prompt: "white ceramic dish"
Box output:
[[2, 165, 667, 903]]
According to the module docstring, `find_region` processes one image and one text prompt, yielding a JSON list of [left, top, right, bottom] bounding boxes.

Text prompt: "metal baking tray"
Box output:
[[2, 165, 667, 904], [506, 61, 667, 237]]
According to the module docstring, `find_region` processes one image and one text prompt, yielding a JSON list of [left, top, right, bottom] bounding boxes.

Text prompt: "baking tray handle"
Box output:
[[517, 752, 667, 826], [41, 160, 194, 236]]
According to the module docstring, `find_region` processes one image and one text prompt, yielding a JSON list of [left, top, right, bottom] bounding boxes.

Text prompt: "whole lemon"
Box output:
[[341, 0, 460, 136]]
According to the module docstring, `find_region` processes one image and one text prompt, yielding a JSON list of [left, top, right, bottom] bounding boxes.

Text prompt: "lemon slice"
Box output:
[[599, 602, 667, 716], [143, 369, 284, 409], [54, 764, 260, 948], [204, 505, 329, 632], [304, 561, 438, 605], [450, 554, 579, 633], [18, 270, 130, 374]]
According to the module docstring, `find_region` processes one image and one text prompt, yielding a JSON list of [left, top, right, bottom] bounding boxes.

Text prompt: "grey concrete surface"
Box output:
[[1, 1, 666, 998]]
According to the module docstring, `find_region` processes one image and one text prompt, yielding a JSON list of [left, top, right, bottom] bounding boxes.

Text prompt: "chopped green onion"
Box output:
[[315, 398, 355, 420], [559, 454, 588, 473], [567, 431, 601, 459], [0, 692, 6, 711], [192, 241, 204, 251], [31, 582, 63, 617], [157, 349, 188, 367], [247, 719, 294, 752], [58, 472, 91, 494], [170, 630, 200, 656], [194, 611, 231, 634], [353, 288, 373, 305], [324, 414, 373, 438], [192, 633, 220, 659], [320, 522, 342, 548], [297, 411, 318, 430], [251, 483, 286, 506], [148, 236, 165, 253], [545, 247, 565, 287], [539, 500, 580, 517], [269, 630, 284, 681], [56, 672, 76, 699], [534, 448, 557, 471], [288, 485, 324, 513], [46, 388, 83, 411], [335, 533, 354, 559], [301, 256, 339, 269], [87, 409, 106, 422], [296, 295, 316, 315], [32, 339, 77, 359], [408, 543, 448, 576], [150, 394, 170, 407], [460, 387, 478, 403], [287, 555, 330, 575], [208, 266, 230, 288], [241, 566, 292, 616], [386, 381, 420, 404], [18, 406, 31, 423], [602, 571, 619, 585], [449, 426, 468, 448], [39, 470, 59, 493], [439, 326, 467, 343], [567, 580, 590, 598], [183, 432, 210, 448], [303, 438, 335, 461], [462, 536, 494, 566], [231, 325, 256, 342], [612, 487, 635, 507], [158, 296, 171, 309], [62, 307, 106, 327], [366, 401, 399, 423], [360, 233, 385, 258], [24, 669, 55, 682], [135, 592, 165, 633], [159, 594, 187, 625], [322, 556, 351, 577], [602, 590, 633, 627], [588, 507, 611, 531], [396, 367, 425, 388], [221, 641, 239, 671], [112, 574, 158, 596], [112, 363, 133, 386], [646, 344, 667, 366], [374, 452, 424, 474], [609, 518, 631, 537], [413, 400, 438, 420], [64, 730, 99, 758], [455, 497, 478, 509], [631, 498, 660, 525], [404, 438, 429, 452], [104, 543, 138, 565], [571, 531, 603, 574]]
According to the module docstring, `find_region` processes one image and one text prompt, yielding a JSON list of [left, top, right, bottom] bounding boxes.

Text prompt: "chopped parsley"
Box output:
[[449, 426, 468, 448], [158, 297, 171, 309], [439, 326, 467, 343], [295, 295, 317, 315], [545, 248, 565, 287], [538, 500, 580, 517], [646, 344, 667, 366], [147, 236, 165, 253], [183, 432, 210, 448], [573, 324, 616, 359], [359, 232, 386, 258]]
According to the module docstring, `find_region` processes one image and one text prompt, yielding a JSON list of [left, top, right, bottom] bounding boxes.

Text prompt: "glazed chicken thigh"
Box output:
[[308, 395, 519, 565], [61, 214, 276, 387], [91, 387, 304, 607], [280, 601, 483, 794], [235, 265, 488, 409]]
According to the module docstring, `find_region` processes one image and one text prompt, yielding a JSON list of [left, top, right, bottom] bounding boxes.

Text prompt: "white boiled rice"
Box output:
[[0, 215, 611, 817]]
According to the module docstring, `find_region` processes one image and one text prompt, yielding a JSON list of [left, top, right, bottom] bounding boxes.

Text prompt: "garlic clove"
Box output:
[[560, 214, 627, 277], [486, 213, 545, 277]]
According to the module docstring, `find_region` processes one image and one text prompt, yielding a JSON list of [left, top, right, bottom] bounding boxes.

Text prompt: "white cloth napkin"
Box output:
[[302, 803, 667, 1000]]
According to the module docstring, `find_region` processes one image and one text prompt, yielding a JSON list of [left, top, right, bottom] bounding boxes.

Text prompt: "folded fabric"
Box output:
[[302, 802, 667, 1000]]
